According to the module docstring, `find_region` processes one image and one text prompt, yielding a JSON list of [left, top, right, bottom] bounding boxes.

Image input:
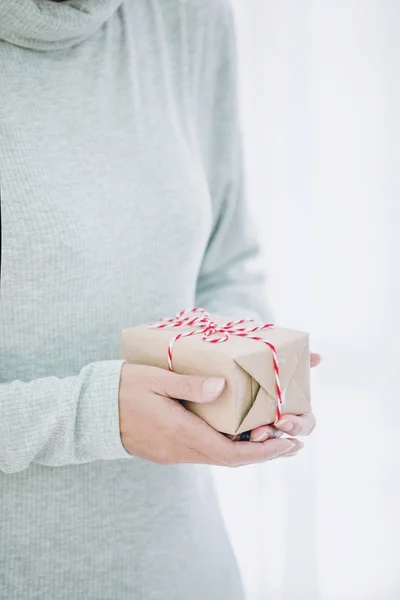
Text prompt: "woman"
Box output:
[[0, 1, 318, 598]]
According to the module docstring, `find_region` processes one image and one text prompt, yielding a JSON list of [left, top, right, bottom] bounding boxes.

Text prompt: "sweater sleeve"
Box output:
[[195, 1, 271, 322], [0, 359, 131, 473]]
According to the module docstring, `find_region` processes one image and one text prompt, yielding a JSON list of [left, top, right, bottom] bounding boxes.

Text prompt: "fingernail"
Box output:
[[276, 420, 294, 433], [203, 378, 225, 398], [251, 431, 269, 442], [279, 440, 296, 454], [273, 430, 284, 438]]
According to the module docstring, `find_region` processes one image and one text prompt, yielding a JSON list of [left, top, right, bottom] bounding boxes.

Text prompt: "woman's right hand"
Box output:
[[118, 364, 302, 467]]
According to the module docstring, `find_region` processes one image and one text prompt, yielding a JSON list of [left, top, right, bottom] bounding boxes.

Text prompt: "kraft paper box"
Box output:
[[120, 316, 311, 435]]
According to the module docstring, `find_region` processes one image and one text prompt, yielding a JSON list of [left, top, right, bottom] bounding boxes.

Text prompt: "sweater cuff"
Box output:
[[77, 359, 132, 462]]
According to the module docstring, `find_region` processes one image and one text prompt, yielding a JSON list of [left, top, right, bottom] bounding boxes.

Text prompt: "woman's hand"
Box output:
[[243, 353, 321, 448], [118, 364, 302, 468]]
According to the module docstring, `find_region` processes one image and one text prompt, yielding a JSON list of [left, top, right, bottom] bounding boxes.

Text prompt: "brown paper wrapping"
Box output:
[[120, 316, 311, 435]]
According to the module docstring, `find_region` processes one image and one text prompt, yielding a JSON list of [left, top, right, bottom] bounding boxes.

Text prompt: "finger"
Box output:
[[250, 425, 283, 442], [227, 426, 280, 442], [310, 353, 322, 368], [228, 428, 282, 442], [278, 438, 304, 457], [152, 368, 225, 404], [282, 450, 301, 458], [275, 412, 316, 436], [231, 437, 304, 466], [281, 438, 304, 453], [180, 410, 299, 467]]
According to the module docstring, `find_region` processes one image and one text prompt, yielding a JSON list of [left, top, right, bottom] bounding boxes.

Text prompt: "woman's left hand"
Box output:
[[233, 353, 321, 444]]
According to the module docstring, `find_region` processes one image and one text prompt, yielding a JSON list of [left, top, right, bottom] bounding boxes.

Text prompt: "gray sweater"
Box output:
[[0, 1, 267, 598]]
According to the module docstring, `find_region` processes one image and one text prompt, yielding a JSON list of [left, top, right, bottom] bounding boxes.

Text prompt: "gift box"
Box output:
[[120, 309, 311, 436]]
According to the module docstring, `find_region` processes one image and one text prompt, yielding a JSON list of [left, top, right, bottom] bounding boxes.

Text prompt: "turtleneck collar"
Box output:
[[0, 0, 124, 50]]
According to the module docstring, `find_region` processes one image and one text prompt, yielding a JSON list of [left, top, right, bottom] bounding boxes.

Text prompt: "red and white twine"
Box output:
[[149, 307, 283, 421]]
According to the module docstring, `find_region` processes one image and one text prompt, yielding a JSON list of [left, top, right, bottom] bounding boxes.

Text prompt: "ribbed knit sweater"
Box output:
[[0, 1, 266, 598]]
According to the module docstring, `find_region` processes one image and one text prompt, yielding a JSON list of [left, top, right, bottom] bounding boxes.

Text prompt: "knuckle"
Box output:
[[181, 377, 193, 399]]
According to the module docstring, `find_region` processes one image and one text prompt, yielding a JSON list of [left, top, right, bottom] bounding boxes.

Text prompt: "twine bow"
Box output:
[[149, 307, 283, 421]]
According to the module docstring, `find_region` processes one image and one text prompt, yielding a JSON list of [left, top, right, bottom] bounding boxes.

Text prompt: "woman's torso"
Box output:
[[0, 1, 243, 597]]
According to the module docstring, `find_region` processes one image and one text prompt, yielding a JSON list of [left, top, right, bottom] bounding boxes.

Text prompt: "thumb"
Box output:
[[161, 372, 225, 404]]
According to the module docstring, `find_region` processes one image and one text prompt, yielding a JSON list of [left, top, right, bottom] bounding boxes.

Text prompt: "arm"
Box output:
[[195, 2, 269, 321], [0, 359, 130, 473]]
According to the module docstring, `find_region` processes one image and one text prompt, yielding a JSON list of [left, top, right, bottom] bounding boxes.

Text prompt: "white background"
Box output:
[[213, 2, 400, 599]]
